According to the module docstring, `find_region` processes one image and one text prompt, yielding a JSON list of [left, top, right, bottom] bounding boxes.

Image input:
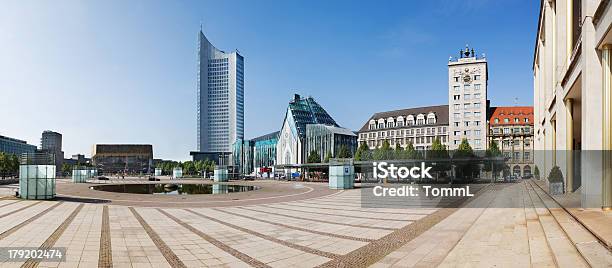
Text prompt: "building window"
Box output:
[[494, 118, 499, 124], [524, 152, 530, 160], [474, 112, 481, 117], [474, 75, 480, 80], [454, 76, 459, 82], [464, 84, 471, 90], [474, 93, 481, 99], [464, 121, 470, 126], [504, 118, 509, 123], [475, 130, 481, 136], [474, 139, 481, 145], [454, 85, 460, 91], [464, 112, 471, 117], [454, 104, 460, 110], [454, 113, 460, 119], [464, 130, 471, 136], [454, 131, 460, 136], [454, 122, 460, 127], [464, 103, 471, 109], [525, 118, 529, 123], [503, 128, 510, 134], [474, 121, 481, 126], [454, 95, 460, 100], [514, 118, 519, 123], [474, 84, 481, 90], [464, 94, 471, 100]]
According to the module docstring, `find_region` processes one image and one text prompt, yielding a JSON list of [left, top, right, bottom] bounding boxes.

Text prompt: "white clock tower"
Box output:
[[447, 45, 488, 151]]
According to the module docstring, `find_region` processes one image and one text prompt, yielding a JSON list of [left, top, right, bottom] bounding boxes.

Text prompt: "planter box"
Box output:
[[549, 182, 564, 195]]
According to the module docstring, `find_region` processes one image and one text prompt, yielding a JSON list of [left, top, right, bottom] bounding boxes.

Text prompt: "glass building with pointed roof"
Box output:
[[276, 94, 356, 170]]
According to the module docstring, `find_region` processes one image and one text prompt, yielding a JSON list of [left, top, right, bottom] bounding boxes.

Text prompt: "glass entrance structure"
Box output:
[[19, 153, 56, 200]]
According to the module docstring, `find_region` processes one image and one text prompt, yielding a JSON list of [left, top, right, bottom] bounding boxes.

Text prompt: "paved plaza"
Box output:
[[0, 179, 609, 267]]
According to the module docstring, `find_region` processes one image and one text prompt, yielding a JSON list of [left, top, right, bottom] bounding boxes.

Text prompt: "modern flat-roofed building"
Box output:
[[92, 144, 153, 174], [488, 106, 534, 177], [357, 105, 449, 151], [196, 29, 244, 154], [0, 135, 36, 156], [253, 131, 279, 177], [40, 130, 63, 173], [306, 124, 357, 162], [533, 0, 612, 209]]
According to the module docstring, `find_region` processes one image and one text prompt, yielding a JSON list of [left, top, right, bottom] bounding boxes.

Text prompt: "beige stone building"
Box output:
[[488, 107, 534, 177], [357, 105, 448, 151], [533, 0, 612, 209], [448, 46, 489, 151]]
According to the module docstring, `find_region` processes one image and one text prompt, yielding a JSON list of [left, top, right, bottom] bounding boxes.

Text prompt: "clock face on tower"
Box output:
[[463, 74, 472, 83]]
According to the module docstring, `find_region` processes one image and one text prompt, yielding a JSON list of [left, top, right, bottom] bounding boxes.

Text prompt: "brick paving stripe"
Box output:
[[317, 207, 459, 268], [157, 208, 272, 268], [129, 207, 186, 268], [21, 204, 84, 268], [98, 205, 112, 268]]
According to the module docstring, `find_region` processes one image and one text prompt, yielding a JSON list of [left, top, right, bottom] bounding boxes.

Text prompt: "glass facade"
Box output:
[[232, 139, 254, 175], [306, 124, 357, 162], [0, 135, 36, 156], [197, 30, 244, 153], [253, 131, 279, 174]]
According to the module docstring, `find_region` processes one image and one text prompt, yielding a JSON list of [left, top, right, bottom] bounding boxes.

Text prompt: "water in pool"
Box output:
[[91, 184, 256, 195]]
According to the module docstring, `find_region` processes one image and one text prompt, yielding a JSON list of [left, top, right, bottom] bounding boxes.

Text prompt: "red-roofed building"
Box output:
[[488, 106, 534, 177]]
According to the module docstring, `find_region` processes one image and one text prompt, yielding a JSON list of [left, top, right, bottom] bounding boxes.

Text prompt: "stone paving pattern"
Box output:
[[0, 179, 609, 267]]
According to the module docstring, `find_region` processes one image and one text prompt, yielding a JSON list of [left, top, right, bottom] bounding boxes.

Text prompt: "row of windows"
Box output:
[[453, 112, 482, 118], [452, 121, 482, 127], [453, 103, 482, 110], [453, 83, 482, 91], [360, 126, 447, 139], [453, 130, 482, 136], [452, 139, 482, 146], [503, 151, 531, 161], [364, 135, 448, 147], [452, 93, 482, 101], [493, 117, 530, 124], [491, 126, 532, 135]]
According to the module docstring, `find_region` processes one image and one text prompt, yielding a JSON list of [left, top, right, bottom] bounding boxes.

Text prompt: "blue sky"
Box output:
[[0, 0, 540, 160]]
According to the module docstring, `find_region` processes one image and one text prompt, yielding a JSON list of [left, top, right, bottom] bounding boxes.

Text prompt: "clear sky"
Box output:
[[0, 0, 540, 161]]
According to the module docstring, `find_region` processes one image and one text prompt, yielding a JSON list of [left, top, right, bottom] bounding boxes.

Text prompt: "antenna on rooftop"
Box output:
[[514, 97, 518, 106]]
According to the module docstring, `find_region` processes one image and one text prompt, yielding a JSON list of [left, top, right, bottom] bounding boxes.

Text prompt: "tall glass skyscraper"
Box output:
[[197, 30, 244, 153]]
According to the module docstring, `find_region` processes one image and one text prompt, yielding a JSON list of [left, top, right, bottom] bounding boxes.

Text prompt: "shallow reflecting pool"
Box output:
[[91, 183, 257, 195]]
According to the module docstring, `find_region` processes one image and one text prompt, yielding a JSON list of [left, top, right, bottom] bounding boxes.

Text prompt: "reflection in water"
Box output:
[[92, 184, 256, 195]]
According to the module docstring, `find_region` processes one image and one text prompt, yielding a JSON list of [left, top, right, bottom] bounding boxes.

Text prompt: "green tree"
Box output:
[[484, 141, 506, 180], [337, 145, 352, 158], [354, 142, 370, 161], [62, 163, 73, 176], [394, 143, 403, 159], [404, 142, 417, 159], [0, 152, 7, 179], [182, 161, 195, 175], [373, 140, 392, 160], [533, 165, 540, 179], [428, 138, 448, 159], [454, 138, 477, 181], [307, 150, 321, 163]]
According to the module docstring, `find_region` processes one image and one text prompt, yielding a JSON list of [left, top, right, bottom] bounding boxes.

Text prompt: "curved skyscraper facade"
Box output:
[[197, 30, 244, 153]]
